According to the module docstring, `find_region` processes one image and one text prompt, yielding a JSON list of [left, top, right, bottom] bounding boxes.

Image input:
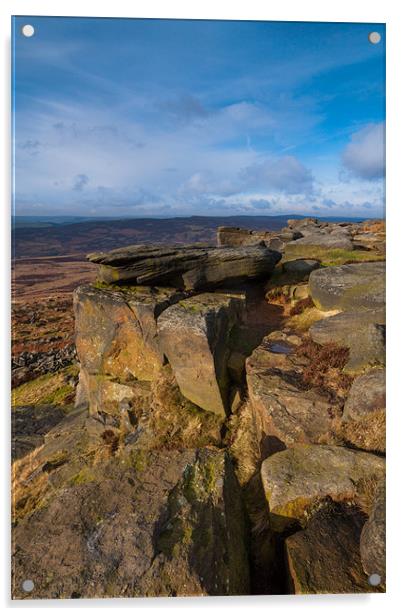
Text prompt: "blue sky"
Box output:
[[12, 17, 385, 218]]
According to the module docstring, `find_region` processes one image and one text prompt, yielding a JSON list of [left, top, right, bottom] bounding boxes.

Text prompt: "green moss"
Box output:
[[128, 449, 149, 473], [70, 467, 97, 485], [283, 246, 384, 267], [12, 365, 79, 406]]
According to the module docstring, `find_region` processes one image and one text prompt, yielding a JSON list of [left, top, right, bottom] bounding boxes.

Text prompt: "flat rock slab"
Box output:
[[286, 503, 378, 594], [344, 369, 386, 421], [282, 259, 320, 276], [158, 293, 245, 416], [246, 336, 334, 454], [286, 234, 354, 253], [309, 262, 385, 312], [260, 444, 385, 532], [12, 411, 249, 599], [88, 244, 281, 290], [309, 309, 385, 374]]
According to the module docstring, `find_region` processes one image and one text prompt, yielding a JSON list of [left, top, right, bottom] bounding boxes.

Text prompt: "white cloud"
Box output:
[[342, 123, 385, 180]]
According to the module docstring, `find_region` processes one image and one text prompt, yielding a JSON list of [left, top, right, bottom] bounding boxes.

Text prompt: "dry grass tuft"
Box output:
[[289, 297, 315, 316], [148, 366, 222, 450]]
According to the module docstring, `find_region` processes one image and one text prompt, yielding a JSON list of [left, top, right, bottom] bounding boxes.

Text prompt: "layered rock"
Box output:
[[260, 444, 385, 531], [88, 244, 281, 289], [217, 226, 301, 252], [158, 293, 245, 417], [309, 262, 385, 312], [286, 502, 376, 593]]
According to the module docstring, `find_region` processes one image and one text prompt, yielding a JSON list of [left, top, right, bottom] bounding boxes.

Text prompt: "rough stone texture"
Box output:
[[88, 244, 281, 290], [309, 262, 385, 312], [282, 259, 320, 276], [286, 502, 378, 594], [286, 234, 354, 253], [260, 444, 385, 531], [73, 284, 184, 414], [217, 226, 301, 250], [246, 336, 334, 454], [158, 292, 245, 417], [360, 480, 386, 582], [12, 410, 249, 598], [343, 369, 386, 421], [12, 404, 74, 460], [310, 310, 385, 374]]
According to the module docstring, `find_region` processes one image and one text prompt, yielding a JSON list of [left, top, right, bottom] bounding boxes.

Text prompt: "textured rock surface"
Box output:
[[158, 293, 245, 416], [286, 502, 376, 594], [310, 310, 385, 374], [343, 369, 386, 421], [12, 409, 249, 599], [88, 244, 281, 289], [73, 284, 184, 414], [360, 480, 386, 582], [309, 262, 385, 312], [261, 444, 385, 531], [282, 259, 320, 276], [12, 404, 74, 460], [246, 336, 334, 454], [286, 234, 354, 253]]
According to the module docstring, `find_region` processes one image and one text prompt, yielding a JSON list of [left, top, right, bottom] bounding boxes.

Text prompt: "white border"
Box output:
[[1, 1, 401, 614]]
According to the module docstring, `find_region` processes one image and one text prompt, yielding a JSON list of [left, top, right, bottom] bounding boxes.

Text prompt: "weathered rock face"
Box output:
[[286, 234, 354, 254], [360, 480, 386, 582], [88, 244, 281, 290], [12, 408, 249, 599], [309, 262, 385, 312], [343, 369, 385, 421], [158, 293, 245, 417], [217, 226, 301, 252], [282, 259, 320, 276], [246, 335, 334, 455], [286, 502, 376, 594], [260, 444, 385, 532], [73, 284, 185, 414], [309, 310, 385, 374], [12, 404, 74, 460]]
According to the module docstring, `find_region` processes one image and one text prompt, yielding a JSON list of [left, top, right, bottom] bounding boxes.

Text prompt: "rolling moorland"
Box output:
[[11, 215, 386, 597]]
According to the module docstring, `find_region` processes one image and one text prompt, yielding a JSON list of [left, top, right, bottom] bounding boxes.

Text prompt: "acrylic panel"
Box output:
[[11, 16, 386, 599]]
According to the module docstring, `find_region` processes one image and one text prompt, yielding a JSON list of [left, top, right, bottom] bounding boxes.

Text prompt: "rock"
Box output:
[[12, 412, 249, 599], [282, 259, 320, 276], [260, 444, 385, 531], [287, 217, 319, 230], [309, 262, 385, 312], [158, 292, 245, 416], [343, 369, 386, 421], [217, 227, 271, 247], [246, 337, 334, 454], [360, 481, 386, 582], [287, 234, 354, 253], [12, 405, 73, 460], [88, 244, 281, 289], [286, 502, 377, 593], [310, 310, 385, 374], [73, 284, 185, 414]]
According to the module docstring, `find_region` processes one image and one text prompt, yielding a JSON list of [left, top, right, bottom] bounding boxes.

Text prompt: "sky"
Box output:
[[12, 17, 385, 218]]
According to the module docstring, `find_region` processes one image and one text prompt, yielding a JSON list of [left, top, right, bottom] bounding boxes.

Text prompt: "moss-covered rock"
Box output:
[[260, 444, 385, 532]]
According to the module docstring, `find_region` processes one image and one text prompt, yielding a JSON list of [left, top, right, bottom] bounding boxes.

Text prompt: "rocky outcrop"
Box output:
[[309, 262, 385, 312], [286, 502, 376, 593], [343, 369, 385, 421], [158, 293, 245, 417], [12, 408, 249, 598], [73, 284, 186, 414], [88, 244, 281, 289], [260, 444, 385, 532], [217, 226, 302, 252]]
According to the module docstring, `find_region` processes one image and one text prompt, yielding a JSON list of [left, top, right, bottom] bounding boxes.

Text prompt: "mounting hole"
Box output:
[[22, 24, 35, 38], [368, 573, 382, 586], [22, 579, 34, 592], [368, 31, 381, 45]]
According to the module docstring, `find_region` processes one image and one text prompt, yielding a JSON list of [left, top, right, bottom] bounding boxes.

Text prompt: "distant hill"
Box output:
[[12, 214, 369, 259]]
